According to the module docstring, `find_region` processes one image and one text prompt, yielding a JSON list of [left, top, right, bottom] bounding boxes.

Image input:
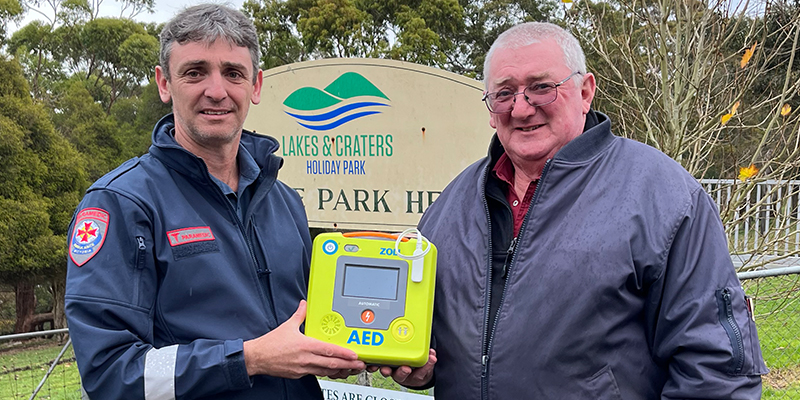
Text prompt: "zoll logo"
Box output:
[[283, 72, 390, 131]]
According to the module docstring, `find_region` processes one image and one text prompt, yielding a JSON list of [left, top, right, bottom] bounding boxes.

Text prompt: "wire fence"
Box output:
[[740, 268, 800, 399], [0, 269, 797, 399]]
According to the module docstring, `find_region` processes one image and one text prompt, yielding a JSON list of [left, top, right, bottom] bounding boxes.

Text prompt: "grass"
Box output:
[[0, 276, 797, 399], [322, 371, 432, 395], [0, 337, 81, 400], [743, 273, 800, 399]]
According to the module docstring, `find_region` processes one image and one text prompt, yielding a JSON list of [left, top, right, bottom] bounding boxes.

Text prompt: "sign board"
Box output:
[[318, 379, 433, 400], [246, 58, 491, 230]]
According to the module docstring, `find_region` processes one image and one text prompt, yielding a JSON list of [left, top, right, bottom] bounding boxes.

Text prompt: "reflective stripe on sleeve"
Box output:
[[144, 345, 178, 400]]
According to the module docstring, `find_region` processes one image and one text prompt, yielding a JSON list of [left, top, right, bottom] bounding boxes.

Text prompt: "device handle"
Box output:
[[342, 231, 409, 241]]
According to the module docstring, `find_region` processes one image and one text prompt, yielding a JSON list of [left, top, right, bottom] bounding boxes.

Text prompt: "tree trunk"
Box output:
[[52, 278, 67, 330], [14, 281, 35, 333]]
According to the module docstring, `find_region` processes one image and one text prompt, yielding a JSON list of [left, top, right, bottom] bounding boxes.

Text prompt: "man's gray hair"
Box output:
[[159, 4, 261, 82], [483, 22, 586, 90]]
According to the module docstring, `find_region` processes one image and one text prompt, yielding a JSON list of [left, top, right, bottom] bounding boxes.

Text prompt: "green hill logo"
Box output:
[[283, 72, 390, 131]]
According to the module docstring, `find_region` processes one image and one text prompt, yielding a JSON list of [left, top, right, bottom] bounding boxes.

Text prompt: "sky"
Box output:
[[10, 0, 247, 33]]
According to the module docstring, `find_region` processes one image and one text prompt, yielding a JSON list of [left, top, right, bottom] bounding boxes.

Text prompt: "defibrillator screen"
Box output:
[[342, 264, 400, 300]]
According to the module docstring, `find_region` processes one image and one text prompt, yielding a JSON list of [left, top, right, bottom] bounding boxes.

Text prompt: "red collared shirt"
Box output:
[[492, 153, 538, 237]]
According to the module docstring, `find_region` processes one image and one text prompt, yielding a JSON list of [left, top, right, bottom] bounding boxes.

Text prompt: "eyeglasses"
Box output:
[[482, 72, 583, 114]]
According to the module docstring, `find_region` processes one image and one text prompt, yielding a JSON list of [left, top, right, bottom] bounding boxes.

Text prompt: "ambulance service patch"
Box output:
[[70, 208, 110, 267]]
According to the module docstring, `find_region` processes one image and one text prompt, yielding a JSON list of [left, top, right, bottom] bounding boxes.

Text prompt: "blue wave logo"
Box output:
[[283, 72, 390, 131]]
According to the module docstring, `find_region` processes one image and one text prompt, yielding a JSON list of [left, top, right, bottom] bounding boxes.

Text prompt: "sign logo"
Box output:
[[166, 226, 215, 246], [70, 208, 110, 267], [283, 72, 390, 131]]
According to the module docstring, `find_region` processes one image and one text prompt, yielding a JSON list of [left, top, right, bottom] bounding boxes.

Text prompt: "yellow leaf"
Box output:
[[721, 113, 733, 125], [782, 104, 792, 116], [738, 164, 759, 181], [740, 42, 757, 68], [731, 101, 740, 115], [562, 0, 573, 3]]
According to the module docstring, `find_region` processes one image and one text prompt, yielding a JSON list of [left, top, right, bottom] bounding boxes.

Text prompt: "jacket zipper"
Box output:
[[251, 218, 279, 322], [482, 159, 552, 400], [210, 179, 276, 323], [501, 237, 517, 278], [136, 236, 146, 267], [133, 236, 146, 306], [718, 287, 745, 374], [480, 164, 493, 399]]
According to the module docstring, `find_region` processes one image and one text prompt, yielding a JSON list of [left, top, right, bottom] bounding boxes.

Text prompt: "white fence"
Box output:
[[701, 179, 800, 257]]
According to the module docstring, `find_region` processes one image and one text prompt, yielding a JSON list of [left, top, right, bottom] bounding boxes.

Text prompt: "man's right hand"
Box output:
[[243, 300, 366, 379], [367, 348, 437, 388]]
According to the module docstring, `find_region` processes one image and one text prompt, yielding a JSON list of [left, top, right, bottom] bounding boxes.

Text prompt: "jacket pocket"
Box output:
[[746, 310, 770, 375], [587, 365, 623, 400], [716, 287, 768, 375]]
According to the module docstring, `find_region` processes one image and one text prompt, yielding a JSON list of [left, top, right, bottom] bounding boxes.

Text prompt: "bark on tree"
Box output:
[[14, 281, 35, 333]]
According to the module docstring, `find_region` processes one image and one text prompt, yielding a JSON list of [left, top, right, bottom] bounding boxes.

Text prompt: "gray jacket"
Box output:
[[418, 112, 767, 399]]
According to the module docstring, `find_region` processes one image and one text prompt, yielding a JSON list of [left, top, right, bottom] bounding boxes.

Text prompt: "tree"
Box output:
[[0, 56, 87, 332], [0, 0, 24, 43], [572, 0, 800, 268], [52, 77, 127, 180], [56, 17, 159, 112], [243, 0, 558, 74]]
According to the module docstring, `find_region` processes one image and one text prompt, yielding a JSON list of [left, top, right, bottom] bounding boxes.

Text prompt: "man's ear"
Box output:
[[251, 69, 263, 105], [155, 66, 172, 104], [580, 72, 597, 114]]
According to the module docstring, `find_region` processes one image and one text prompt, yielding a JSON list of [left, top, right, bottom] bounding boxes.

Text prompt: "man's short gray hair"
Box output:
[[159, 4, 261, 82], [483, 22, 586, 90]]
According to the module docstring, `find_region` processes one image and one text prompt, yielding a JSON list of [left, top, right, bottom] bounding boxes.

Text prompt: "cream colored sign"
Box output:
[[246, 58, 491, 230]]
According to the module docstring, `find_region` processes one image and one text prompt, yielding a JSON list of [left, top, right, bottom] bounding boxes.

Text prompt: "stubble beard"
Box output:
[[177, 112, 243, 149]]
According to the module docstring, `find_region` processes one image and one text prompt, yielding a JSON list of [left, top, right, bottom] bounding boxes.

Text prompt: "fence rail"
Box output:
[[702, 178, 800, 257], [0, 270, 797, 399]]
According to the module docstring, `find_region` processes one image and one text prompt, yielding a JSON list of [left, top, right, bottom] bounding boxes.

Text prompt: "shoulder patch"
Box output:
[[70, 208, 110, 267], [166, 226, 215, 246]]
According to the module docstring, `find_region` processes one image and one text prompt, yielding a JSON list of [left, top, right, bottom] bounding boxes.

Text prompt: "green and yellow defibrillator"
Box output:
[[305, 230, 437, 367]]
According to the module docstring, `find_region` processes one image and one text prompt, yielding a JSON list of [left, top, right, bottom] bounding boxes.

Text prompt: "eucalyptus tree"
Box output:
[[243, 0, 560, 75]]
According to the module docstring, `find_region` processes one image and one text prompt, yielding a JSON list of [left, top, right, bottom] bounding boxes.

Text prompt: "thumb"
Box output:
[[288, 299, 308, 328]]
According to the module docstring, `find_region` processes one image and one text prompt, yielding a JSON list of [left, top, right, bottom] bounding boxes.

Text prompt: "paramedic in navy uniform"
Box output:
[[64, 4, 364, 399], [375, 22, 767, 399]]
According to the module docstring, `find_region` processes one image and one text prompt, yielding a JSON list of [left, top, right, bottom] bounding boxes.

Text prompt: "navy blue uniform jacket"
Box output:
[[65, 115, 320, 399]]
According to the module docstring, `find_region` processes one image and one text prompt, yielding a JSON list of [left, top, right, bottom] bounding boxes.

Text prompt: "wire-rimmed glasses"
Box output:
[[482, 72, 582, 114]]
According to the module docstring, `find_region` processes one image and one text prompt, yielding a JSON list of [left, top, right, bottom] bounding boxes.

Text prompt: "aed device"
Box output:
[[305, 229, 437, 367]]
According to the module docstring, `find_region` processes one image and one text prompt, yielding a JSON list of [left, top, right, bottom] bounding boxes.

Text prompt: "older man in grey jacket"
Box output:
[[376, 21, 767, 399]]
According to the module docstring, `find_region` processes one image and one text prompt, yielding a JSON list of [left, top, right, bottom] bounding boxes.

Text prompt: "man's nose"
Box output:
[[510, 93, 537, 118], [204, 72, 228, 101]]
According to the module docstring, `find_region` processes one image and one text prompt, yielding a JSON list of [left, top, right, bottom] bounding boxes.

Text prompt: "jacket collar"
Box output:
[[148, 114, 283, 182]]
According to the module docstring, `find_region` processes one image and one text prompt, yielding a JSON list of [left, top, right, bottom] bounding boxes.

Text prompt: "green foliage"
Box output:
[[298, 0, 371, 57], [0, 56, 87, 285], [119, 32, 159, 81], [0, 0, 23, 42], [245, 0, 307, 69], [243, 0, 551, 74], [80, 17, 148, 70], [52, 79, 125, 180], [110, 80, 169, 159]]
